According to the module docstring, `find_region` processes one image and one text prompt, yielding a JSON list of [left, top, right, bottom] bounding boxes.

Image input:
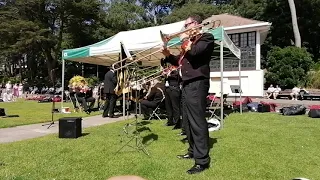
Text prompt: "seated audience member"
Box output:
[[299, 87, 309, 100], [273, 85, 281, 99], [266, 84, 275, 99], [290, 86, 300, 100], [140, 79, 165, 120]]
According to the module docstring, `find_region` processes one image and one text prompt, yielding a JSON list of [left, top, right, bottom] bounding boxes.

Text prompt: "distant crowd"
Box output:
[[0, 81, 64, 102]]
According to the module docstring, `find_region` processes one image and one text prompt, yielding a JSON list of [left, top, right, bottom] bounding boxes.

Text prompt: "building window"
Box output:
[[210, 31, 257, 72]]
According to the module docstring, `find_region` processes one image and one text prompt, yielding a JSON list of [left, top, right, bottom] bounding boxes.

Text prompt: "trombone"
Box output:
[[160, 19, 221, 45], [137, 66, 182, 86], [111, 19, 220, 71]]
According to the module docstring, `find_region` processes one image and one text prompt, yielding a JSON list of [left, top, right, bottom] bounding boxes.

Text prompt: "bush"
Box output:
[[306, 70, 320, 89], [265, 46, 313, 89], [85, 76, 99, 87]]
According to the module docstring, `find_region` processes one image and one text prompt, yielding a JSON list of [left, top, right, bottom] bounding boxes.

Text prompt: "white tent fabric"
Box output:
[[90, 21, 185, 56]]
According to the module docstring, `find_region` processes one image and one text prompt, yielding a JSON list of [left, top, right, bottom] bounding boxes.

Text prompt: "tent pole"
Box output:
[[97, 65, 99, 78], [120, 50, 125, 117], [61, 58, 65, 110], [239, 59, 242, 114], [220, 41, 224, 128]]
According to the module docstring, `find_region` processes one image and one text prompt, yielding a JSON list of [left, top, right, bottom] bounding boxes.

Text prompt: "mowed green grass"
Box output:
[[0, 100, 100, 128], [0, 113, 319, 180]]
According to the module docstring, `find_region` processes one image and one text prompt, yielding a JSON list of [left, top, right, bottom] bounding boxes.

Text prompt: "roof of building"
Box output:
[[204, 13, 266, 28]]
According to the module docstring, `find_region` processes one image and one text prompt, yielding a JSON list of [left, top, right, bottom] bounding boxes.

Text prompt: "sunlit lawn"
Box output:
[[0, 99, 101, 128], [0, 113, 319, 180]]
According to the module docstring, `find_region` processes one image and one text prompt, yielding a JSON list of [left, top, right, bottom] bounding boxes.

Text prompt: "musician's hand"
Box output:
[[161, 47, 170, 57]]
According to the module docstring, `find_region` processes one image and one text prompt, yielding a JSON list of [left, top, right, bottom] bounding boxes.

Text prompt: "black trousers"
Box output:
[[71, 96, 89, 111], [182, 78, 210, 165], [165, 86, 181, 124], [141, 100, 157, 118], [103, 93, 117, 117], [85, 97, 96, 109]]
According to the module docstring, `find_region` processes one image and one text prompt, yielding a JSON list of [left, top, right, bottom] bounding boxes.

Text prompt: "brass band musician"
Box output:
[[70, 80, 95, 114], [161, 15, 215, 174], [102, 67, 117, 118], [161, 59, 182, 129], [140, 79, 165, 120]]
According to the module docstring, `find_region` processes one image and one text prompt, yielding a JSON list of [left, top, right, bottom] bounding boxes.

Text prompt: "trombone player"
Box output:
[[161, 15, 215, 174], [160, 59, 182, 129]]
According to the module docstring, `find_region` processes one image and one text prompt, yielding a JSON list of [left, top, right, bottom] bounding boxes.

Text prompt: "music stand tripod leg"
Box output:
[[42, 97, 55, 129], [115, 64, 149, 156], [116, 114, 149, 155]]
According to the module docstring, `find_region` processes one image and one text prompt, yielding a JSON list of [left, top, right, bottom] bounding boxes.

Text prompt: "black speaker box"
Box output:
[[59, 117, 82, 138], [0, 108, 6, 116]]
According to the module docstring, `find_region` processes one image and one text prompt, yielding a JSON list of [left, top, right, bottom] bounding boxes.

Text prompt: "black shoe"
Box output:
[[178, 132, 186, 136], [180, 137, 188, 143], [85, 109, 91, 115], [165, 123, 175, 126], [172, 125, 181, 129], [177, 153, 193, 159], [187, 164, 210, 174]]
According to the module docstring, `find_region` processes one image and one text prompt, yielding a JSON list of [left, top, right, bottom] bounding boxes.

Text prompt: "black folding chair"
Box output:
[[148, 87, 166, 121]]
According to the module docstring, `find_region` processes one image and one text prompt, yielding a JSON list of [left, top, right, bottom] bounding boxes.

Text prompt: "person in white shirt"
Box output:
[[18, 83, 23, 98], [5, 81, 12, 94], [273, 85, 281, 99], [290, 86, 300, 100], [266, 84, 275, 99]]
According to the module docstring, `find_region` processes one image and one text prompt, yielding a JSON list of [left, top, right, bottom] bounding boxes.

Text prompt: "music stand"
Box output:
[[230, 85, 243, 114], [116, 64, 149, 156], [42, 69, 56, 129]]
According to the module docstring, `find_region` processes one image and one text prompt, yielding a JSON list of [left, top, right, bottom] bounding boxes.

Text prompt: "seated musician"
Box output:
[[140, 79, 165, 120], [84, 86, 96, 111], [69, 80, 93, 114]]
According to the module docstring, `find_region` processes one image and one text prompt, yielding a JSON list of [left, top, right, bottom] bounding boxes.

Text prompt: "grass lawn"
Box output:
[[0, 100, 101, 128], [0, 113, 320, 180]]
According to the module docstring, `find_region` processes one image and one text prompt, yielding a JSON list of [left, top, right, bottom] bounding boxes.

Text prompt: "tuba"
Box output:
[[114, 68, 128, 96]]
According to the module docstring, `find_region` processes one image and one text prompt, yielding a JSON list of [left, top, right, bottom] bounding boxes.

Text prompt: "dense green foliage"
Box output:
[[265, 46, 313, 89], [0, 0, 320, 87]]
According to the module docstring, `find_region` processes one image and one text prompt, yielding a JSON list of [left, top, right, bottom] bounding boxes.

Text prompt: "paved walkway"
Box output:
[[0, 114, 133, 144]]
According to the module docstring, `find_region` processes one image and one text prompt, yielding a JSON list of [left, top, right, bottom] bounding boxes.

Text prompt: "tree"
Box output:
[[162, 2, 227, 24], [0, 0, 106, 84], [265, 46, 313, 89], [287, 0, 301, 47]]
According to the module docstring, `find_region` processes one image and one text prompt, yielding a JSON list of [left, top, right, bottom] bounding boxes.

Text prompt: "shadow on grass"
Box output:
[[81, 133, 90, 137], [137, 126, 152, 133], [137, 121, 151, 126], [209, 137, 218, 150], [142, 133, 158, 146]]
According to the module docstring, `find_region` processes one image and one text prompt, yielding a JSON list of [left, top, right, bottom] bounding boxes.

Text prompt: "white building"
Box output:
[[205, 14, 271, 97]]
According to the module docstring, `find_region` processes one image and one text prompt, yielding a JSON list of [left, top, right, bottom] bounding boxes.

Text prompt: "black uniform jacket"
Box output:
[[103, 70, 117, 94], [146, 83, 165, 104], [163, 32, 215, 82]]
